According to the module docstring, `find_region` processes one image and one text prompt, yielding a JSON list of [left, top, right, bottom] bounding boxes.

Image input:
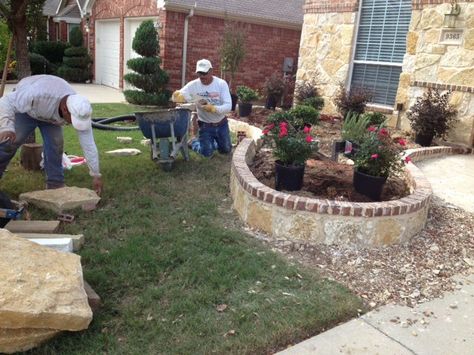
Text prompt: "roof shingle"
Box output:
[[163, 0, 304, 27]]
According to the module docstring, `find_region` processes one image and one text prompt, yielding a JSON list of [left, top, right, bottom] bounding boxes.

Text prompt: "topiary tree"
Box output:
[[57, 27, 91, 82], [123, 20, 170, 106]]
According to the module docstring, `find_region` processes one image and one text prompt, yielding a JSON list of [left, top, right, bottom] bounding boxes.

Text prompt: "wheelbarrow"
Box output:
[[135, 108, 192, 171]]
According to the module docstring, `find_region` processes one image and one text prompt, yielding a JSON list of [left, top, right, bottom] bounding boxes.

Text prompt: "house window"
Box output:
[[68, 23, 80, 41], [350, 0, 412, 107], [55, 23, 60, 41]]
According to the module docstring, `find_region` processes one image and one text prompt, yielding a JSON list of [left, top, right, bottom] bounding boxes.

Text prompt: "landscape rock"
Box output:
[[116, 136, 133, 143], [19, 187, 100, 213], [105, 148, 141, 156], [0, 328, 60, 354], [0, 229, 92, 331]]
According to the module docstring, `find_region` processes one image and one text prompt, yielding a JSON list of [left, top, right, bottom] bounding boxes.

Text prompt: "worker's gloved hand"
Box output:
[[0, 131, 16, 144], [92, 176, 103, 196], [171, 91, 186, 103], [202, 104, 217, 113]]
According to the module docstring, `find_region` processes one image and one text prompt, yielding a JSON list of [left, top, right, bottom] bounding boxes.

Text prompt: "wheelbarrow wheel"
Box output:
[[160, 162, 173, 172]]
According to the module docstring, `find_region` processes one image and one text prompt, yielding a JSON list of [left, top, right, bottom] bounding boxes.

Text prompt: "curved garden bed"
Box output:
[[230, 134, 470, 246]]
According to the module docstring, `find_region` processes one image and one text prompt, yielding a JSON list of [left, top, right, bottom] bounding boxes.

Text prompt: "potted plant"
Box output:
[[340, 111, 371, 157], [263, 73, 286, 110], [219, 25, 246, 111], [262, 114, 318, 191], [236, 85, 259, 117], [407, 88, 458, 147], [352, 126, 408, 200]]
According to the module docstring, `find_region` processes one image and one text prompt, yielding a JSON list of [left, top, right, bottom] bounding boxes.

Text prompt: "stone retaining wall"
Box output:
[[230, 139, 466, 246]]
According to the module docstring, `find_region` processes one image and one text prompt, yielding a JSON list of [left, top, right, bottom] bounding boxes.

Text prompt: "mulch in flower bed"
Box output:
[[249, 149, 410, 202], [231, 107, 417, 202]]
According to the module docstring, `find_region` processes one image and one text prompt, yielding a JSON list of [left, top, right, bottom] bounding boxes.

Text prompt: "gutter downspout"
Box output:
[[181, 3, 196, 87]]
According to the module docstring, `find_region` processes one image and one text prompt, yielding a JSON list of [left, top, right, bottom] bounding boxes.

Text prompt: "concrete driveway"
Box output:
[[3, 82, 125, 103]]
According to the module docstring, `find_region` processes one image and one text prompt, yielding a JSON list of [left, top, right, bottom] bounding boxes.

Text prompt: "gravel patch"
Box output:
[[246, 196, 474, 309]]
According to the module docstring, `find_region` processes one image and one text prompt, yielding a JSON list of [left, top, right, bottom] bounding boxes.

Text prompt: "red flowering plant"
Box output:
[[261, 116, 318, 166], [352, 125, 409, 178]]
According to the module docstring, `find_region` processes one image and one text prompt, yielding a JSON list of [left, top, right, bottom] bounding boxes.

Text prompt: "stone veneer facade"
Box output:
[[298, 0, 474, 146], [231, 138, 469, 246]]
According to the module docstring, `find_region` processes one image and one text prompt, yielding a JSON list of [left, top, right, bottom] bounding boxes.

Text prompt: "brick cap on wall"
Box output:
[[231, 139, 467, 218]]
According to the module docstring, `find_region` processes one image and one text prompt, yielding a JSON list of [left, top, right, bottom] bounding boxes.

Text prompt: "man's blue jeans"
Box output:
[[191, 119, 232, 157], [0, 113, 64, 187]]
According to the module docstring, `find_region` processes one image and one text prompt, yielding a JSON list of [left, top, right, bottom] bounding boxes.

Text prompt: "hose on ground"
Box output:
[[91, 114, 140, 131]]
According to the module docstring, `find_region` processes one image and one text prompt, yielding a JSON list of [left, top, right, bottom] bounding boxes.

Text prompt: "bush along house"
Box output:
[[297, 0, 474, 146], [49, 0, 305, 94]]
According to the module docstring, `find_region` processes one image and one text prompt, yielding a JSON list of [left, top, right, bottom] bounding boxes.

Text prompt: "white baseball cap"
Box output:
[[196, 59, 213, 73], [66, 94, 92, 131]]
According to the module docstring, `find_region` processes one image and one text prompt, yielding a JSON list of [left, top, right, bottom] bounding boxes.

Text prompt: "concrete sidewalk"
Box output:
[[278, 154, 474, 355], [3, 82, 125, 103], [278, 274, 474, 355]]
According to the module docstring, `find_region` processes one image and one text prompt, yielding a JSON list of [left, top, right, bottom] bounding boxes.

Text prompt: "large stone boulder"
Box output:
[[0, 328, 60, 354], [0, 229, 92, 353], [19, 186, 100, 213]]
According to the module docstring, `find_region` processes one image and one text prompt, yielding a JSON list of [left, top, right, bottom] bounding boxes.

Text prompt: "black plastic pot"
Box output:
[[265, 95, 281, 110], [239, 102, 253, 117], [353, 169, 387, 201], [231, 93, 238, 111], [275, 160, 305, 191], [415, 133, 434, 147]]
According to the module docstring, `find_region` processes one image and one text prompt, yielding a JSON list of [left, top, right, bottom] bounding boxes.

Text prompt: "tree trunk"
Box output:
[[20, 143, 43, 171], [11, 1, 31, 79]]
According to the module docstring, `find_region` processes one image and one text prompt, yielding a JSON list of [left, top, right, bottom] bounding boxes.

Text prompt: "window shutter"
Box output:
[[351, 0, 412, 106]]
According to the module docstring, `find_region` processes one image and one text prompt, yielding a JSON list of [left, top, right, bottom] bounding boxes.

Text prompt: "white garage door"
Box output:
[[124, 17, 157, 90], [95, 20, 120, 89]]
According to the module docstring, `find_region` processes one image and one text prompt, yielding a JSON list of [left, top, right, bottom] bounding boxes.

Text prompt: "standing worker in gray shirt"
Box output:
[[0, 75, 103, 195]]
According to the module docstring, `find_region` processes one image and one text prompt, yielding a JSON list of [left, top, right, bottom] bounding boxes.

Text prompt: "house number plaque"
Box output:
[[440, 29, 463, 45]]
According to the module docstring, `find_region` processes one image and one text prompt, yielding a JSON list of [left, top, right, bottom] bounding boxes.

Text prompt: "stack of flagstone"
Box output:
[[0, 229, 92, 353]]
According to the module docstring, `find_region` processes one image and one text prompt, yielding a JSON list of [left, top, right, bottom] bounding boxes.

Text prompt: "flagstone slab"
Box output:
[[0, 229, 92, 331], [19, 186, 100, 213], [0, 328, 60, 354]]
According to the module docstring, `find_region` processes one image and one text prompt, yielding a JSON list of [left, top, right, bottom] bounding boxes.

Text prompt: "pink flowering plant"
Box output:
[[262, 120, 318, 166], [353, 126, 409, 178]]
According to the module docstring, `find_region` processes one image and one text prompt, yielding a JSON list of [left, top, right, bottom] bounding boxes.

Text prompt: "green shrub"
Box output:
[[266, 111, 293, 126], [62, 56, 91, 68], [57, 27, 91, 82], [64, 46, 88, 57], [31, 41, 69, 64], [236, 85, 259, 103], [302, 96, 324, 111], [122, 90, 171, 106], [123, 72, 169, 92], [123, 20, 170, 106], [29, 53, 52, 75], [0, 20, 12, 69], [132, 21, 159, 57], [69, 27, 83, 47], [56, 66, 90, 82], [341, 112, 371, 143], [288, 105, 319, 129], [126, 57, 162, 74], [361, 112, 387, 127]]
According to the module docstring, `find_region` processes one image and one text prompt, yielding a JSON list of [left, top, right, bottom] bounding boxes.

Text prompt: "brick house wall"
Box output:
[[90, 0, 301, 92]]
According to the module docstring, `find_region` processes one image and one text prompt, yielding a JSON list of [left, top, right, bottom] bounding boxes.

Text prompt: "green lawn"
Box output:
[[1, 103, 363, 354]]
